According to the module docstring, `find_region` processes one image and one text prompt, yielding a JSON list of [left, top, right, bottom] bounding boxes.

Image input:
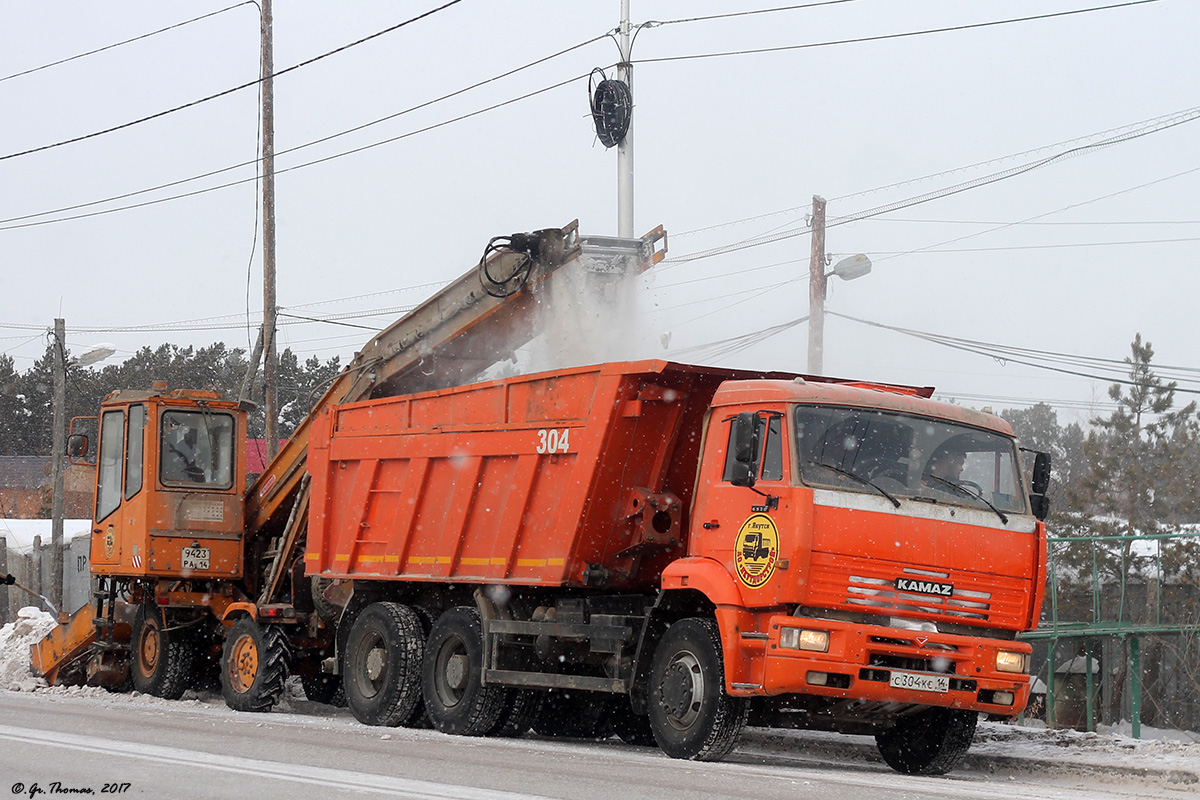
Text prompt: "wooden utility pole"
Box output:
[[50, 317, 66, 614], [807, 196, 828, 375], [0, 535, 9, 624], [261, 0, 279, 459]]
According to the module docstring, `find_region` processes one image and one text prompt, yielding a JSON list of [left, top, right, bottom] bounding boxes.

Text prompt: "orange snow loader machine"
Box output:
[[33, 224, 1051, 775]]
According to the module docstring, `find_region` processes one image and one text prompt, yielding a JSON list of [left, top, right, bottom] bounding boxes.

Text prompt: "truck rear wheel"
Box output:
[[220, 617, 290, 712], [343, 602, 424, 726], [875, 707, 977, 775], [422, 607, 505, 736], [647, 618, 747, 761], [131, 604, 195, 700], [489, 689, 544, 738]]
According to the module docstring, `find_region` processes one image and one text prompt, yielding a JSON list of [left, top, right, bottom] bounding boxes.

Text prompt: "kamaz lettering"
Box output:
[[895, 577, 954, 597]]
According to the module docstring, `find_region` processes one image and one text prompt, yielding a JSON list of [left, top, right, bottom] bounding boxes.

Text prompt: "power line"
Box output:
[[868, 217, 1200, 227], [861, 236, 1200, 255], [0, 69, 594, 231], [0, 0, 466, 163], [828, 311, 1200, 394], [0, 2, 257, 84], [632, 1, 1160, 66], [0, 33, 607, 228], [661, 108, 1200, 267], [643, 1, 859, 28]]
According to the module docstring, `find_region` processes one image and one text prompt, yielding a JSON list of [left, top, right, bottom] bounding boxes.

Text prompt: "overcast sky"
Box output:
[[2, 1, 1197, 426]]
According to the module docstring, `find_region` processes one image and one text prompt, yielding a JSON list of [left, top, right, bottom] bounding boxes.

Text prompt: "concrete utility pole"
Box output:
[[50, 317, 66, 614], [616, 0, 634, 238], [807, 196, 828, 375], [261, 0, 280, 459]]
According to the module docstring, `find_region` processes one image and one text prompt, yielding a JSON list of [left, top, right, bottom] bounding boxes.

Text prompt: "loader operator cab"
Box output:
[[160, 409, 234, 487]]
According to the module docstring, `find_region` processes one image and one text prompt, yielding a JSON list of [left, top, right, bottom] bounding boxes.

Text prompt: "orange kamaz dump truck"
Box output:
[[301, 359, 1049, 773]]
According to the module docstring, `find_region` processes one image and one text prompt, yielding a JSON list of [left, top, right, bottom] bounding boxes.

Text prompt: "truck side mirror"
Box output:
[[1030, 494, 1050, 521], [67, 434, 88, 458], [1031, 452, 1051, 495], [730, 412, 761, 488]]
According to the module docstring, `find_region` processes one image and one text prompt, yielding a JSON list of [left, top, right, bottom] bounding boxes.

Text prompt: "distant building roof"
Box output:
[[246, 440, 288, 475], [0, 457, 50, 490]]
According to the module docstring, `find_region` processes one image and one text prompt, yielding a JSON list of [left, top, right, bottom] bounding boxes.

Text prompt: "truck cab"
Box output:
[[78, 386, 247, 581], [669, 377, 1046, 736]]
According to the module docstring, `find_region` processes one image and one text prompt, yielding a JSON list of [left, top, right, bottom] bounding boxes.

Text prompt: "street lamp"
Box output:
[[807, 202, 871, 378]]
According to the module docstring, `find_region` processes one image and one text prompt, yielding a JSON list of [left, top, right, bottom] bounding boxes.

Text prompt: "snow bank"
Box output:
[[0, 606, 57, 691]]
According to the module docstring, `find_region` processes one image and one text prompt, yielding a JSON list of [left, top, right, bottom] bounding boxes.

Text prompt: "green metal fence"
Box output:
[[1020, 528, 1200, 737]]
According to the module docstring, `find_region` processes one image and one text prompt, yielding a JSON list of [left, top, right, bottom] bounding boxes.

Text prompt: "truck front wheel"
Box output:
[[422, 607, 505, 736], [875, 706, 978, 775], [131, 604, 194, 700], [647, 618, 747, 761], [220, 617, 290, 712], [343, 602, 424, 726]]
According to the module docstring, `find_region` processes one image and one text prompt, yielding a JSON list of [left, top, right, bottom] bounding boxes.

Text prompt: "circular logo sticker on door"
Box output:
[[734, 513, 779, 588]]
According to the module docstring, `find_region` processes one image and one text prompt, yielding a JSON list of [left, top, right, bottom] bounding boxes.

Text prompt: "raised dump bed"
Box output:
[[305, 360, 776, 590]]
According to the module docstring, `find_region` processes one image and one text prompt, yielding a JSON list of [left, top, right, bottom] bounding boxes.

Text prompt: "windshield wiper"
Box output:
[[809, 460, 900, 508], [922, 473, 1008, 524]]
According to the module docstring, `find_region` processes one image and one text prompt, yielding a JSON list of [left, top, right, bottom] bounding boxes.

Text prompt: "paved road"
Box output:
[[0, 691, 1154, 799]]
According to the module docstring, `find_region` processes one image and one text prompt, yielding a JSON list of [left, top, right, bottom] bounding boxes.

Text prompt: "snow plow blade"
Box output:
[[31, 605, 131, 688]]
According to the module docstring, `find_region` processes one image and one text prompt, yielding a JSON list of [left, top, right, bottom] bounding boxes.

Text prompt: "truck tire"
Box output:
[[647, 618, 747, 761], [532, 690, 615, 739], [220, 617, 291, 713], [131, 604, 195, 700], [399, 605, 436, 728], [343, 602, 424, 726], [489, 689, 544, 738], [422, 607, 505, 736], [875, 707, 977, 775]]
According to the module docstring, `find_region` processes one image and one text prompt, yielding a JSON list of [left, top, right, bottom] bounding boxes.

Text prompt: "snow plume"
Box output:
[[524, 254, 646, 374], [0, 607, 57, 691]]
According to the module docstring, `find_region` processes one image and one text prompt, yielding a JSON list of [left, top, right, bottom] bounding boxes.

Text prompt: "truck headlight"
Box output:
[[995, 650, 1028, 673], [780, 627, 829, 652]]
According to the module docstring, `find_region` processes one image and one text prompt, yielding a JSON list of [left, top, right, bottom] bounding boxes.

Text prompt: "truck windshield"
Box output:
[[160, 410, 235, 488], [793, 405, 1027, 514]]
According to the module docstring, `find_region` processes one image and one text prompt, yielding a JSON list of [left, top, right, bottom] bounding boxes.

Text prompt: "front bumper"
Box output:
[[745, 614, 1031, 715]]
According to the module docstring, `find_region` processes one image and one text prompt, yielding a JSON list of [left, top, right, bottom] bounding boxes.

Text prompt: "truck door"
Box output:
[[692, 410, 798, 606]]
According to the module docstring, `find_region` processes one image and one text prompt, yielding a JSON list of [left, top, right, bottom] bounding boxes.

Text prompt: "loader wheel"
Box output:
[[220, 617, 290, 713], [131, 604, 195, 700], [875, 707, 977, 775], [647, 618, 747, 761], [343, 602, 424, 727], [422, 607, 505, 736]]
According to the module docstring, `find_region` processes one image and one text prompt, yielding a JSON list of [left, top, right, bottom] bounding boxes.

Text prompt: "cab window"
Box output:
[[721, 413, 783, 482], [160, 410, 235, 488], [95, 410, 125, 522], [124, 405, 145, 500]]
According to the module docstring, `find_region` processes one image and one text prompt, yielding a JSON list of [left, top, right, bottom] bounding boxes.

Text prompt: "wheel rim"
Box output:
[[659, 648, 704, 730], [359, 631, 387, 699], [228, 633, 259, 694], [137, 615, 161, 676], [434, 636, 469, 709]]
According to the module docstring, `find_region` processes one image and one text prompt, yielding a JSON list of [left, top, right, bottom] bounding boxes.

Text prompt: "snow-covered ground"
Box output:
[[4, 604, 1198, 793]]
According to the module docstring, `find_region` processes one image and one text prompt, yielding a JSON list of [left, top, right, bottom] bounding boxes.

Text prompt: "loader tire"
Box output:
[[647, 618, 747, 761], [131, 604, 195, 700], [875, 707, 977, 775], [343, 602, 424, 727], [220, 617, 290, 713], [422, 607, 505, 736]]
